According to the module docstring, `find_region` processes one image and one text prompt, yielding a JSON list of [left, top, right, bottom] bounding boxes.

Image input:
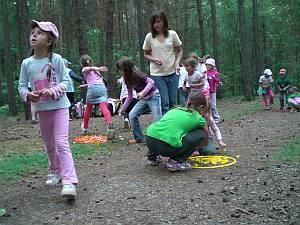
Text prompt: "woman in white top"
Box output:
[[143, 10, 183, 115]]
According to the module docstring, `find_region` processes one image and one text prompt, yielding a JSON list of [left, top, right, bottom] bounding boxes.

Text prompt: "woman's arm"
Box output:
[[174, 45, 183, 72], [144, 50, 163, 65]]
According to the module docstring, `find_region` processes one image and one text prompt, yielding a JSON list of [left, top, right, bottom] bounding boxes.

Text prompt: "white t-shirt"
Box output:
[[178, 67, 189, 88], [196, 63, 209, 89], [259, 75, 273, 85], [118, 77, 137, 100], [143, 30, 182, 76]]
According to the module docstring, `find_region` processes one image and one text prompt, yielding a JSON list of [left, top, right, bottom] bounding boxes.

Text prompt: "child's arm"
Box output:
[[82, 66, 108, 73], [119, 88, 133, 114], [138, 77, 155, 99], [69, 70, 83, 83]]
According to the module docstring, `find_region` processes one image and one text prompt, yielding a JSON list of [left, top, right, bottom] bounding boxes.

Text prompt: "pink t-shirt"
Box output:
[[207, 70, 220, 93], [83, 70, 104, 87]]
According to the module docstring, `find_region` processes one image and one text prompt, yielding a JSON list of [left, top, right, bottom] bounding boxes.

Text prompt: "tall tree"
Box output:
[[196, 0, 206, 55], [209, 0, 219, 64], [175, 0, 179, 32], [252, 0, 264, 79], [17, 0, 30, 119], [96, 0, 105, 64], [1, 0, 17, 115], [134, 0, 146, 71], [74, 0, 89, 56], [145, 0, 154, 19], [105, 0, 117, 97], [237, 0, 254, 100], [40, 0, 48, 20], [183, 0, 189, 54]]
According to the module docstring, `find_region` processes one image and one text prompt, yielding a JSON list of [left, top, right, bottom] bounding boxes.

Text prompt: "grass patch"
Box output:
[[0, 140, 124, 185], [274, 136, 300, 164], [219, 97, 263, 121]]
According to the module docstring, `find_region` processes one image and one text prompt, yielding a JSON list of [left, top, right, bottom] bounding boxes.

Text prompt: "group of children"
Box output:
[[17, 16, 228, 201], [258, 68, 299, 112]]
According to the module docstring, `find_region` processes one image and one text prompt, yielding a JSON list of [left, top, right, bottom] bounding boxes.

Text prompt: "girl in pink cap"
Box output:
[[18, 20, 78, 200]]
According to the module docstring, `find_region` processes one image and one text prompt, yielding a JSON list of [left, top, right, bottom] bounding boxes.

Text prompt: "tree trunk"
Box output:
[[74, 0, 89, 56], [237, 0, 254, 100], [17, 0, 30, 119], [96, 0, 105, 64], [1, 0, 17, 115], [175, 0, 179, 32], [124, 1, 130, 54], [134, 0, 146, 72], [209, 0, 219, 65], [58, 0, 64, 52], [105, 0, 117, 97], [145, 0, 154, 17], [196, 0, 206, 56], [40, 0, 47, 20], [183, 0, 189, 54], [252, 0, 264, 80]]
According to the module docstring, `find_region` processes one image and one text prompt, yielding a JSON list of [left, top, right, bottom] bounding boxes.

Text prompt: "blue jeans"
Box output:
[[210, 92, 220, 122], [129, 93, 162, 142], [197, 138, 216, 155], [150, 73, 179, 114]]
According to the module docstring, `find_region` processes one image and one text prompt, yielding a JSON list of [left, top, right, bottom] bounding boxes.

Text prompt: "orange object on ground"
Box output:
[[74, 135, 108, 144]]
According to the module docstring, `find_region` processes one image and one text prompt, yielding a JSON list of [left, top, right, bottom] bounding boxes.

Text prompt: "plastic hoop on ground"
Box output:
[[188, 155, 237, 169]]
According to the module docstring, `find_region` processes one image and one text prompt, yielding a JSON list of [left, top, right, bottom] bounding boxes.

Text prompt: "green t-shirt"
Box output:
[[276, 76, 292, 88], [146, 107, 207, 148]]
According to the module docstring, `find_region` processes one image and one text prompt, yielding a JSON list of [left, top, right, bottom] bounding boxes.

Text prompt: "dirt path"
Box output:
[[0, 106, 299, 225]]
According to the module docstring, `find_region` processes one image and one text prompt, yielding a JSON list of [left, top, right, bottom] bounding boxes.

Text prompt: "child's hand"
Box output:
[[182, 86, 187, 92], [137, 92, 143, 99], [27, 91, 40, 102], [99, 66, 108, 72], [79, 84, 87, 89], [218, 140, 226, 149], [39, 88, 54, 97]]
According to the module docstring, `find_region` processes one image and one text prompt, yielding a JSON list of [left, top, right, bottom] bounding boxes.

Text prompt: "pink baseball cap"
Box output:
[[30, 20, 59, 39]]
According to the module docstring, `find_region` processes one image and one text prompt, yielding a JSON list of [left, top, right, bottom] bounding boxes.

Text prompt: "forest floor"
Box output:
[[0, 97, 299, 225]]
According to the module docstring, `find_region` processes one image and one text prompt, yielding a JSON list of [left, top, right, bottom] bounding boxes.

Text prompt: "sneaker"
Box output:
[[264, 107, 270, 110], [31, 119, 38, 124], [128, 139, 143, 144], [166, 159, 192, 172], [107, 122, 115, 140], [45, 174, 61, 186], [147, 156, 162, 166], [61, 183, 76, 199], [123, 118, 130, 129], [81, 123, 88, 134]]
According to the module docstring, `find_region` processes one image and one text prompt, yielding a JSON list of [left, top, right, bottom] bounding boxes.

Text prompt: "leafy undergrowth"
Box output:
[[274, 135, 300, 164], [0, 141, 120, 185]]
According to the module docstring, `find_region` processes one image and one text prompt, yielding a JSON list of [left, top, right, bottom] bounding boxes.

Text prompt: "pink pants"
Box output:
[[38, 108, 78, 185], [262, 88, 274, 108], [83, 102, 111, 129]]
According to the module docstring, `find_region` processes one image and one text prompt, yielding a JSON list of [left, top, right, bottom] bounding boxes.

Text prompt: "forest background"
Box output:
[[0, 0, 299, 118]]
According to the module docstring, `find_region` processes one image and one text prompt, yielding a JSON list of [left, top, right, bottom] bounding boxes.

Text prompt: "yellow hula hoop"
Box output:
[[188, 155, 237, 169]]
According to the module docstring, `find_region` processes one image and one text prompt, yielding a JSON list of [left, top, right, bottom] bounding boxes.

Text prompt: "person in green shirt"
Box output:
[[287, 87, 300, 112], [145, 92, 209, 172], [276, 68, 292, 111]]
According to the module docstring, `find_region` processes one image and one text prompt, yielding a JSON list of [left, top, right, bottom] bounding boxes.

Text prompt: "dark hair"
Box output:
[[202, 55, 211, 61], [186, 92, 210, 115], [80, 55, 93, 67], [116, 57, 135, 89], [184, 57, 197, 68], [150, 10, 169, 38]]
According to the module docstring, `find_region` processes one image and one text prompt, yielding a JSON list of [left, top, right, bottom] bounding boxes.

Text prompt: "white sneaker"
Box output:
[[45, 174, 61, 186], [81, 123, 88, 134], [123, 118, 130, 129], [61, 183, 77, 199]]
